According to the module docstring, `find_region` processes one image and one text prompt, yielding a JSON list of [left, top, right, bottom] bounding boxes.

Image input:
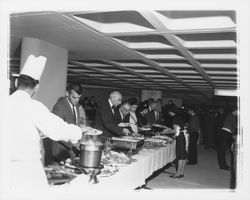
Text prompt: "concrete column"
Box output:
[[20, 37, 68, 111]]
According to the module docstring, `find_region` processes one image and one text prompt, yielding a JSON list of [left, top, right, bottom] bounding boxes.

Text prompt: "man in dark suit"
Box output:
[[51, 82, 83, 162], [145, 101, 163, 125], [136, 103, 149, 127], [115, 100, 135, 133], [114, 100, 131, 124], [217, 107, 237, 170], [187, 106, 200, 165], [94, 91, 131, 138]]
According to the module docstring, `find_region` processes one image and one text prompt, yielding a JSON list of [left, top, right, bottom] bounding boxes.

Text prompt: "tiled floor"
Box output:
[[146, 145, 232, 189]]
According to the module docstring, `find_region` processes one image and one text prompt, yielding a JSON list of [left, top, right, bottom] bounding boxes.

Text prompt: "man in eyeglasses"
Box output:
[[114, 100, 132, 125]]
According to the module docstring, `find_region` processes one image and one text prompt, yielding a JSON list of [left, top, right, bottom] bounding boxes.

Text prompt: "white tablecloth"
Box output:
[[70, 142, 176, 190]]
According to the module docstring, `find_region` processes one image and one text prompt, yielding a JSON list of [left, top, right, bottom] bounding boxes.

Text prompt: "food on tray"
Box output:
[[121, 136, 144, 141], [44, 164, 77, 181], [152, 135, 174, 143], [138, 127, 151, 131], [101, 151, 137, 167], [99, 165, 119, 178], [112, 137, 138, 143], [145, 138, 167, 144], [111, 137, 144, 150], [143, 141, 166, 149], [142, 138, 168, 149], [118, 122, 131, 127], [152, 123, 167, 128], [85, 128, 103, 135]]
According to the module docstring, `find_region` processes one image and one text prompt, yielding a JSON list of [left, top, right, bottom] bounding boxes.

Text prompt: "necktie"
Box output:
[[111, 106, 116, 115], [155, 111, 158, 122], [73, 106, 77, 124]]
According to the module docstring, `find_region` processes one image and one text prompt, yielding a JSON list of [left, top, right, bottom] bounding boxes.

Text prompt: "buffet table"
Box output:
[[69, 142, 175, 190]]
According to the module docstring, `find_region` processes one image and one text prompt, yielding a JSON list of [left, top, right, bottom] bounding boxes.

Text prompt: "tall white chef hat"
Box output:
[[20, 54, 47, 81]]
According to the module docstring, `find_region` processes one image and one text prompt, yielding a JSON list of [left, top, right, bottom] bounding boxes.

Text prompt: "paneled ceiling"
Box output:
[[9, 10, 238, 106]]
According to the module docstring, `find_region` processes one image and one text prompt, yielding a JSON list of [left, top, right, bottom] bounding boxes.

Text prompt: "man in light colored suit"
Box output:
[[51, 82, 83, 162]]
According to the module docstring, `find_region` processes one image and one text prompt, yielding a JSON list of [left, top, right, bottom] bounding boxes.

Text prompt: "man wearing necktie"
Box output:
[[94, 91, 131, 138], [49, 82, 83, 163], [145, 101, 159, 125], [114, 100, 132, 124]]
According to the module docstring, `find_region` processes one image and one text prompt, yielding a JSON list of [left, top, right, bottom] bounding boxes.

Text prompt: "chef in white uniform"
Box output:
[[8, 55, 85, 191]]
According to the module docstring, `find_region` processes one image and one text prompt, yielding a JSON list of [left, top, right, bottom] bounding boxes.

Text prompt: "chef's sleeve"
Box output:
[[31, 100, 82, 143]]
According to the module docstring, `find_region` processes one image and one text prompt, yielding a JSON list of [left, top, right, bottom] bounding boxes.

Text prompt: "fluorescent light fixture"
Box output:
[[193, 54, 236, 59], [117, 63, 149, 67], [114, 38, 173, 49], [214, 89, 238, 96], [169, 70, 199, 74], [144, 74, 168, 78], [155, 11, 236, 30], [139, 53, 184, 59], [74, 16, 154, 33], [133, 69, 159, 73], [78, 63, 110, 67], [175, 37, 236, 48], [207, 71, 237, 75], [98, 69, 124, 73], [157, 63, 192, 67], [201, 64, 237, 68]]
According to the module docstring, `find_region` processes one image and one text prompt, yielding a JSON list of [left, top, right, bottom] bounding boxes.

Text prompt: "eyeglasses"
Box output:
[[121, 106, 130, 112]]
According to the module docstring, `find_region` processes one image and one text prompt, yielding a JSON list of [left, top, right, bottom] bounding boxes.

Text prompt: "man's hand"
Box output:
[[68, 149, 76, 158], [73, 142, 80, 150], [122, 128, 131, 136]]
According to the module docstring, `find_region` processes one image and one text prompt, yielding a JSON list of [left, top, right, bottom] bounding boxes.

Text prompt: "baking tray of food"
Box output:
[[110, 137, 144, 150]]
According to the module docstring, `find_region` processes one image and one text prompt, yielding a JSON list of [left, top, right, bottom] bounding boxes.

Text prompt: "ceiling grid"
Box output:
[[9, 10, 238, 106]]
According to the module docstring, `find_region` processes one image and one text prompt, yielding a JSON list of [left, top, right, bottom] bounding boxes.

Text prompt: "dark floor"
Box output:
[[146, 145, 232, 189]]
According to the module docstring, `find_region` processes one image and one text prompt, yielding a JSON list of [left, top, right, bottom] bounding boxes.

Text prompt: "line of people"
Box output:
[[46, 86, 238, 180], [7, 54, 238, 191]]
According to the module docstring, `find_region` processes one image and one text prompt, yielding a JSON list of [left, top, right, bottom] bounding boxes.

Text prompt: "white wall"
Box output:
[[20, 37, 68, 111], [141, 90, 162, 101], [163, 97, 182, 107], [80, 87, 140, 105]]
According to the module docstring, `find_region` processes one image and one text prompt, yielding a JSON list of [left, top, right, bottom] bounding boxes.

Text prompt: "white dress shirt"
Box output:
[[108, 99, 115, 114], [129, 111, 138, 133], [66, 97, 78, 124]]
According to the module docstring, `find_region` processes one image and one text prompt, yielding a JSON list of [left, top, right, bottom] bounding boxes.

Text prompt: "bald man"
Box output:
[[94, 91, 131, 138]]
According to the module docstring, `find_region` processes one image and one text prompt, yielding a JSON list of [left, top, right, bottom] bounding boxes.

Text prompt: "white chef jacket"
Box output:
[[8, 90, 82, 191]]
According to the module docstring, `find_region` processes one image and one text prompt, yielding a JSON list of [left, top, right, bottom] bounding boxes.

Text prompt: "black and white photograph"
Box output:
[[0, 0, 249, 200]]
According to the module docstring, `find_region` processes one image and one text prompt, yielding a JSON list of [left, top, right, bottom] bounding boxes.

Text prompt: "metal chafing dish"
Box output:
[[110, 136, 144, 150], [79, 134, 103, 168], [79, 132, 104, 184]]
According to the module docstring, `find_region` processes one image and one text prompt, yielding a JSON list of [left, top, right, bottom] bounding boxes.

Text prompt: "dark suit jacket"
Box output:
[[136, 112, 148, 127], [51, 97, 80, 161], [145, 110, 163, 125], [94, 100, 124, 138], [119, 112, 134, 133], [52, 97, 80, 125], [123, 113, 130, 123], [114, 108, 124, 124], [187, 113, 200, 133]]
